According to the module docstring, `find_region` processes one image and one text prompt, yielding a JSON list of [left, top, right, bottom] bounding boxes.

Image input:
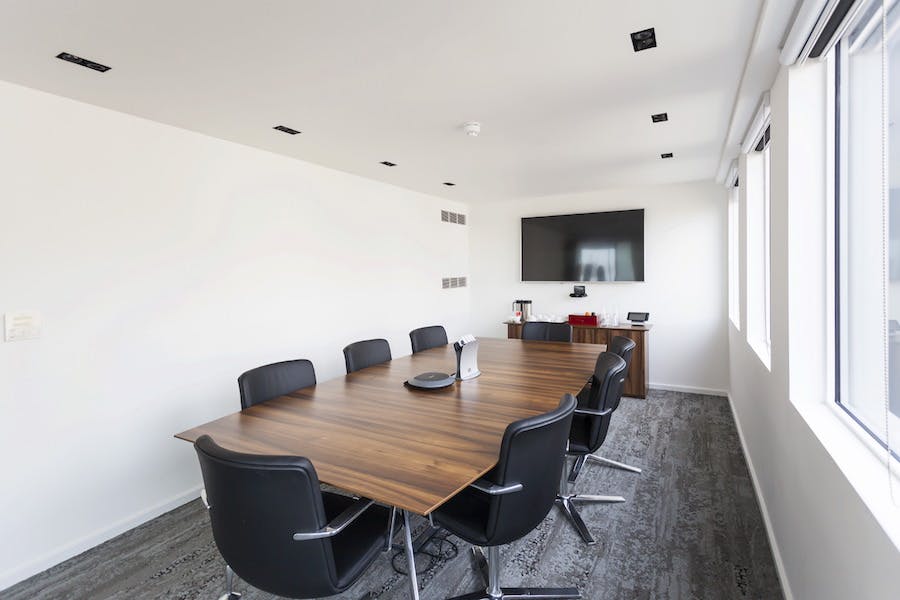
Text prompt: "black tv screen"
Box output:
[[521, 209, 645, 282]]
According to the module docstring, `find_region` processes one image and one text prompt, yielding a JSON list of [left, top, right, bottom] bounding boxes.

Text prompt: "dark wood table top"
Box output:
[[175, 337, 603, 515]]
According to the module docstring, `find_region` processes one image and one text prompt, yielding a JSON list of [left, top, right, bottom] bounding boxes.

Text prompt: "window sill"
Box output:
[[794, 398, 900, 551], [748, 337, 771, 371]]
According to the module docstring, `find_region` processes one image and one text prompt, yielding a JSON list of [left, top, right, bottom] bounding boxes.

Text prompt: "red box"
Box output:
[[568, 314, 598, 326]]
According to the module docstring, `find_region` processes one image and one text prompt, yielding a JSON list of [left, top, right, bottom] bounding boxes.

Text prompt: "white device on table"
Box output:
[[454, 334, 481, 381]]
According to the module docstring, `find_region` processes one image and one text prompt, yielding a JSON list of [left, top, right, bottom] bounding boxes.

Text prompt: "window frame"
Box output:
[[745, 123, 772, 368], [832, 38, 900, 460]]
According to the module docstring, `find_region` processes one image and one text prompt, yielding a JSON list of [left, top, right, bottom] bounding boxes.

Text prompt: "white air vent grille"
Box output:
[[441, 209, 467, 225], [442, 276, 468, 289]]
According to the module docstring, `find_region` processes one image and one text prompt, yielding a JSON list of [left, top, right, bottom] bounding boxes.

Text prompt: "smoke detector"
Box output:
[[462, 121, 481, 137]]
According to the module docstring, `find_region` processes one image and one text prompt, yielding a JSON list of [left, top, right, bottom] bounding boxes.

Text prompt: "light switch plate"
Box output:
[[4, 311, 42, 342]]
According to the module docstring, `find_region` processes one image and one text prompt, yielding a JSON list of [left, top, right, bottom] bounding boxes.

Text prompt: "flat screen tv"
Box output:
[[521, 209, 645, 282]]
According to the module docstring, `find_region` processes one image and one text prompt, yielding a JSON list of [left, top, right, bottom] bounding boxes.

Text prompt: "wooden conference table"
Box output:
[[176, 337, 603, 598]]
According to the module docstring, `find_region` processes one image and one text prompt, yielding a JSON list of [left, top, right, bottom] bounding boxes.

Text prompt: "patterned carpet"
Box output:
[[4, 390, 783, 600]]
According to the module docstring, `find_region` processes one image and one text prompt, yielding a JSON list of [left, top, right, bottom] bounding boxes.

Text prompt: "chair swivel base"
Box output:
[[448, 546, 581, 600], [555, 493, 624, 545], [568, 453, 642, 483], [217, 594, 241, 600]]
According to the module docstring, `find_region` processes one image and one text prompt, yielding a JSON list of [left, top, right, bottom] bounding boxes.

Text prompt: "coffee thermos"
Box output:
[[512, 299, 533, 321]]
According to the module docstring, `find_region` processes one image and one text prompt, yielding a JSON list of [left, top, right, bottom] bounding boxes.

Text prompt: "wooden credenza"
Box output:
[[506, 322, 651, 399]]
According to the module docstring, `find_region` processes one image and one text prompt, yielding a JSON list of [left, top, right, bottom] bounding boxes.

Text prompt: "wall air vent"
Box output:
[[442, 276, 468, 289], [441, 209, 467, 225], [273, 125, 301, 135], [630, 28, 657, 52], [56, 52, 110, 72]]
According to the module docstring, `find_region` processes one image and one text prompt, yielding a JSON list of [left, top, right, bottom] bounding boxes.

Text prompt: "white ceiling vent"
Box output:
[[442, 276, 468, 289], [441, 210, 467, 225]]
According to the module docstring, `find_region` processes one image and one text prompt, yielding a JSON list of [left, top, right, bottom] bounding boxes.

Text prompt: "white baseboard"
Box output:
[[649, 382, 729, 397], [726, 394, 794, 600], [0, 484, 202, 592]]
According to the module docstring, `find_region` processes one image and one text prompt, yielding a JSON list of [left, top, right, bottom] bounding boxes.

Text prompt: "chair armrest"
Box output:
[[469, 479, 523, 495], [574, 407, 613, 417], [293, 497, 375, 541]]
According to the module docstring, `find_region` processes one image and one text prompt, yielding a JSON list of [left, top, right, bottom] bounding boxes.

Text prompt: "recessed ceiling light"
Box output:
[[651, 112, 668, 123], [380, 161, 397, 167], [273, 125, 301, 135], [661, 152, 674, 159], [443, 182, 456, 187], [56, 51, 110, 72], [630, 28, 657, 52]]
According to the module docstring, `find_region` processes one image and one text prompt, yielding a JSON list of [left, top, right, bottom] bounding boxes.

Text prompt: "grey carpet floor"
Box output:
[[4, 390, 783, 600]]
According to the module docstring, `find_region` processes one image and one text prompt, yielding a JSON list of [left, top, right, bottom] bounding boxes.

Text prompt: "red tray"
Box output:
[[568, 314, 598, 326]]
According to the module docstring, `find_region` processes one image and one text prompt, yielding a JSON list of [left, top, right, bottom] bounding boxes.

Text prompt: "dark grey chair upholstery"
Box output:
[[194, 435, 390, 599], [237, 359, 317, 409], [577, 335, 643, 477], [409, 325, 448, 354], [556, 351, 629, 545], [521, 321, 573, 342], [432, 395, 581, 600], [342, 339, 392, 374]]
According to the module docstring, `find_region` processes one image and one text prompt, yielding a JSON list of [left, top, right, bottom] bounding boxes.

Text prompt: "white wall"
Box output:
[[0, 80, 470, 589], [728, 62, 900, 599], [469, 181, 729, 395]]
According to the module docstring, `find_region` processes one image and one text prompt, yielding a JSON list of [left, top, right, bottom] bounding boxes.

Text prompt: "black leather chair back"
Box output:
[[483, 394, 576, 546], [238, 359, 316, 409], [409, 325, 448, 353], [578, 352, 627, 452], [607, 336, 635, 408], [608, 336, 636, 377], [194, 435, 341, 598], [521, 322, 573, 342], [343, 338, 392, 374]]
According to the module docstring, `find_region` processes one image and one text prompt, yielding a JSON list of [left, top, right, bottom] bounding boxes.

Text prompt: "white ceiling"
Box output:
[[0, 1, 767, 202]]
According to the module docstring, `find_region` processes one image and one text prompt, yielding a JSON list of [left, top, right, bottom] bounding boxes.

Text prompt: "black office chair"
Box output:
[[237, 359, 317, 409], [556, 352, 628, 545], [521, 321, 573, 342], [432, 394, 581, 600], [194, 435, 391, 599], [580, 336, 642, 475], [409, 325, 449, 354], [343, 339, 392, 374]]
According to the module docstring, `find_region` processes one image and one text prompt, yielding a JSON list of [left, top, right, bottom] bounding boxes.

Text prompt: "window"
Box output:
[[728, 178, 741, 328], [835, 1, 900, 456], [746, 124, 772, 367]]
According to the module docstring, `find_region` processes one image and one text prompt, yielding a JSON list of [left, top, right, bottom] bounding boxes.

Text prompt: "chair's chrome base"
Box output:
[[554, 494, 624, 545], [448, 546, 580, 600], [558, 456, 625, 544], [217, 565, 241, 599], [567, 453, 641, 483], [588, 454, 642, 474]]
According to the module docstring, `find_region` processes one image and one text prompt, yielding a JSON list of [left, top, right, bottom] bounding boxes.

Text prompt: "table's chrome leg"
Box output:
[[386, 507, 397, 551], [402, 510, 421, 600]]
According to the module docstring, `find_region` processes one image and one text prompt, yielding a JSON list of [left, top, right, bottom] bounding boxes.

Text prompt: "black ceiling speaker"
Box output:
[[651, 112, 668, 123], [56, 52, 110, 72]]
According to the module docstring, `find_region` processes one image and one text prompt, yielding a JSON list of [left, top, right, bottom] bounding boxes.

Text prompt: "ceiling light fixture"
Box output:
[[380, 161, 397, 167], [273, 125, 301, 135], [661, 152, 674, 159], [630, 28, 657, 52], [651, 112, 668, 123], [56, 51, 111, 72], [461, 121, 481, 137]]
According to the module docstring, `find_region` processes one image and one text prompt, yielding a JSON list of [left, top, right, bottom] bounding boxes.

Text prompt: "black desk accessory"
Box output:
[[569, 285, 587, 298], [627, 311, 649, 325]]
